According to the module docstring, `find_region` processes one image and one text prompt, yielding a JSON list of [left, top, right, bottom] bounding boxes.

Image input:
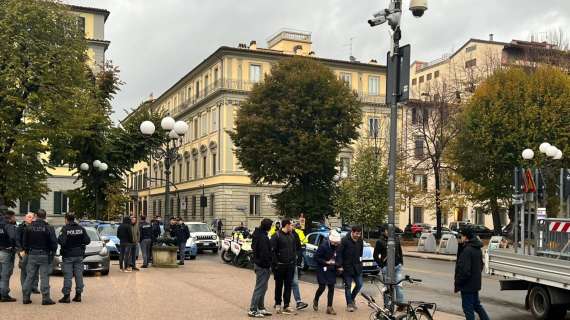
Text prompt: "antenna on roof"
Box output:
[[344, 37, 356, 60]]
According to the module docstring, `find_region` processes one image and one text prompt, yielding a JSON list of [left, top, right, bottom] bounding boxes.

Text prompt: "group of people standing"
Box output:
[[0, 209, 91, 305], [248, 219, 372, 318], [116, 215, 164, 271]]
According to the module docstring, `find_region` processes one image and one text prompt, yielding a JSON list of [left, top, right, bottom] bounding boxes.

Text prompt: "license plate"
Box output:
[[363, 262, 373, 267]]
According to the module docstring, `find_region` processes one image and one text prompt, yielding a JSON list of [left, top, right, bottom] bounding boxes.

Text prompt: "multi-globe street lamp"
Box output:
[[80, 159, 109, 220], [140, 116, 188, 230]]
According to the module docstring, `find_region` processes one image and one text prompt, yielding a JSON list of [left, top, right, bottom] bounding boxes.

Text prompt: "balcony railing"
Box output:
[[171, 79, 387, 116]]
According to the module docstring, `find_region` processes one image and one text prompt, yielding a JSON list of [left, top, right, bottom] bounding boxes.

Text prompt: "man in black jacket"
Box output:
[[117, 216, 133, 272], [248, 218, 273, 318], [16, 213, 38, 294], [175, 218, 190, 265], [270, 219, 297, 315], [139, 216, 153, 268], [22, 209, 58, 305], [57, 213, 91, 303], [0, 210, 17, 302], [336, 225, 364, 312], [373, 224, 405, 308], [454, 228, 489, 320]]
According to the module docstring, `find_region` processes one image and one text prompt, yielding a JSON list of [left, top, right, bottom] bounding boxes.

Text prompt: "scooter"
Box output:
[[220, 232, 254, 268]]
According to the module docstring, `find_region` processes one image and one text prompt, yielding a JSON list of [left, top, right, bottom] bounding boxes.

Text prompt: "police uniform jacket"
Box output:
[[0, 217, 16, 250], [139, 222, 153, 241], [22, 219, 58, 254], [58, 222, 91, 258]]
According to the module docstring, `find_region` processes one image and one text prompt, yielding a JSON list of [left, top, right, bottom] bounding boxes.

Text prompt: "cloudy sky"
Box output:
[[67, 0, 570, 122]]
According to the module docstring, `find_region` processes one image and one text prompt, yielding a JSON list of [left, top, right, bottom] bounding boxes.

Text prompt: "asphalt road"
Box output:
[[293, 256, 568, 319]]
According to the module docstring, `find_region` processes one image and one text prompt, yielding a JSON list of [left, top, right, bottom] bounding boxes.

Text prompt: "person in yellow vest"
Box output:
[[269, 221, 281, 237]]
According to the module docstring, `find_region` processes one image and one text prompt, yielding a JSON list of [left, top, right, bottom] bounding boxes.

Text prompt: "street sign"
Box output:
[[386, 44, 411, 105], [537, 207, 547, 220], [512, 194, 523, 205]]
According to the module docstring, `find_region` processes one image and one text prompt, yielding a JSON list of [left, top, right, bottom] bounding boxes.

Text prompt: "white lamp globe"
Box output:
[[161, 117, 175, 131], [554, 149, 563, 160], [140, 121, 155, 135], [539, 142, 551, 154], [99, 162, 108, 171], [173, 121, 189, 135], [93, 160, 102, 169], [522, 149, 534, 160], [168, 129, 180, 140], [79, 163, 89, 171], [546, 145, 558, 158]]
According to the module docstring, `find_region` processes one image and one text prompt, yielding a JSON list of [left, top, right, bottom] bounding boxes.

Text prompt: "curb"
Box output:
[[404, 251, 456, 262]]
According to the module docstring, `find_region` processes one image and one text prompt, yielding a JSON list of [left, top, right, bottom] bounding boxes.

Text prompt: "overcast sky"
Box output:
[[67, 0, 570, 122]]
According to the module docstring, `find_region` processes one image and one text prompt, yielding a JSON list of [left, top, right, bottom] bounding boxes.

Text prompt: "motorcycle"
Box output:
[[220, 232, 254, 268]]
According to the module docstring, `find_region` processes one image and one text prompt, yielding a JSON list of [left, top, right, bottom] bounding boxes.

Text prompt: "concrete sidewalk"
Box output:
[[3, 255, 462, 320], [403, 246, 457, 262]]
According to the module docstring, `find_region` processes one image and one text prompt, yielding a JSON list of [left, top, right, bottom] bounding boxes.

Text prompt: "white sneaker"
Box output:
[[247, 310, 264, 318], [258, 309, 272, 316], [275, 305, 282, 314]]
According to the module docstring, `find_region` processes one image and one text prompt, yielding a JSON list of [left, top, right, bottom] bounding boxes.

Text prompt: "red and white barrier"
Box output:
[[549, 221, 570, 233]]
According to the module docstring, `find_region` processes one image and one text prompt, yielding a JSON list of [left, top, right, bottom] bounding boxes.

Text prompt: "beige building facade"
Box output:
[[124, 30, 392, 232]]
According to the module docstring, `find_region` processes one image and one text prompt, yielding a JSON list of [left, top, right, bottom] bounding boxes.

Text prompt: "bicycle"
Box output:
[[361, 274, 436, 320]]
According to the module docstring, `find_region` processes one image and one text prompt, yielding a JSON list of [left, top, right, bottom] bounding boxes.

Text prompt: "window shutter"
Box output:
[[19, 200, 27, 215], [54, 192, 62, 214]]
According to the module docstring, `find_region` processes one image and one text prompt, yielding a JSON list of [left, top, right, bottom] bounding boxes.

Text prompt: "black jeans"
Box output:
[[119, 244, 131, 270], [274, 263, 295, 307], [314, 283, 335, 307], [461, 291, 490, 320]]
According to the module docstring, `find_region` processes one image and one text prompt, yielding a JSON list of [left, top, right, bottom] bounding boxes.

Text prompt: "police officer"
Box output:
[[139, 216, 153, 268], [0, 210, 17, 302], [22, 209, 57, 305], [57, 213, 90, 303], [16, 213, 39, 294]]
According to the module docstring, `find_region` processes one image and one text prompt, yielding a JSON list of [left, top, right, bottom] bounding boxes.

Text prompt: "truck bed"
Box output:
[[488, 248, 570, 290]]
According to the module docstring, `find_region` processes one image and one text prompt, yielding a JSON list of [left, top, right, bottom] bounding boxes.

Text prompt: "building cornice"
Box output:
[[69, 5, 110, 21]]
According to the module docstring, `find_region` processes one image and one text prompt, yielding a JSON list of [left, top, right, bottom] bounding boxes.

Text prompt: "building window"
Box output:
[[250, 195, 261, 216], [77, 16, 85, 35], [201, 113, 207, 136], [204, 75, 209, 93], [195, 80, 200, 98], [368, 118, 379, 138], [211, 108, 218, 132], [340, 73, 352, 87], [184, 196, 188, 217], [442, 211, 449, 225], [340, 158, 350, 177], [427, 73, 432, 81], [368, 76, 379, 96], [172, 165, 176, 184], [186, 161, 190, 181], [210, 194, 215, 216], [176, 197, 181, 216], [158, 199, 162, 215], [191, 196, 197, 217], [414, 137, 425, 158], [193, 118, 198, 140], [419, 76, 424, 83], [414, 174, 428, 192], [411, 108, 418, 124], [153, 201, 157, 215], [214, 67, 219, 85], [412, 78, 417, 85], [249, 64, 261, 83], [194, 158, 198, 178], [202, 156, 207, 177], [413, 207, 424, 223], [212, 154, 217, 175], [178, 163, 183, 183], [187, 86, 192, 101], [53, 192, 68, 214], [466, 44, 477, 53], [171, 198, 175, 217], [434, 70, 440, 78], [465, 59, 477, 68], [143, 169, 148, 189]]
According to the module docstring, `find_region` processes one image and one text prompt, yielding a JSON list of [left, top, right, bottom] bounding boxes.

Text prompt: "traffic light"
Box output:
[[200, 196, 207, 208]]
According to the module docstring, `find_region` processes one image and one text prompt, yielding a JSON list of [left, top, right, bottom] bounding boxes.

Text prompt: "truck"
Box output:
[[487, 217, 570, 319]]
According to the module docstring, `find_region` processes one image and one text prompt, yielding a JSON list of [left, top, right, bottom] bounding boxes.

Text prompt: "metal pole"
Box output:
[[560, 168, 564, 217], [521, 194, 526, 255], [514, 167, 519, 254], [164, 140, 171, 231], [386, 25, 401, 314]]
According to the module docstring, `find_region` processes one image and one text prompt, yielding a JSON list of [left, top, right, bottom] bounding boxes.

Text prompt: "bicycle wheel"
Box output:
[[395, 309, 433, 320]]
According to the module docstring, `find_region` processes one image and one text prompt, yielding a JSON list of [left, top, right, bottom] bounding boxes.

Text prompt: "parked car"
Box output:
[[302, 230, 380, 275], [97, 223, 120, 259], [185, 222, 219, 253], [470, 224, 494, 239], [185, 236, 199, 260], [407, 223, 431, 238], [426, 226, 458, 237], [52, 226, 111, 275], [448, 221, 472, 232]]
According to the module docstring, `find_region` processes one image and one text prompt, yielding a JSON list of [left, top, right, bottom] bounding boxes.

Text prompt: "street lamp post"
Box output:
[[519, 143, 563, 254], [80, 160, 108, 220], [140, 117, 188, 231], [368, 0, 427, 312]]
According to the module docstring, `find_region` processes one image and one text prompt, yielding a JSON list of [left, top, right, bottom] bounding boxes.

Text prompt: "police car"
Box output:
[[96, 223, 120, 259], [185, 222, 219, 253], [301, 230, 380, 275], [53, 226, 111, 275]]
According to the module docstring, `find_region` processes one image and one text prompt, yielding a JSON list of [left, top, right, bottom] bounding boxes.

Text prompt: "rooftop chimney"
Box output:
[[489, 33, 494, 41], [308, 51, 315, 56], [249, 40, 257, 50], [369, 59, 378, 64]]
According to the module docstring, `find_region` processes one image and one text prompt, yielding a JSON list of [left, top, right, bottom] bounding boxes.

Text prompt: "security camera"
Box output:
[[409, 0, 427, 17], [368, 15, 387, 27]]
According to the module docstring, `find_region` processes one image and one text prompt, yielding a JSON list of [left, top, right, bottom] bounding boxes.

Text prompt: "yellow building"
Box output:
[[123, 29, 390, 232], [15, 5, 110, 216]]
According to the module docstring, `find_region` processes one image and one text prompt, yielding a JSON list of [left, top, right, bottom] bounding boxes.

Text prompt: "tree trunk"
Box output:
[[490, 197, 502, 234], [434, 166, 442, 240]]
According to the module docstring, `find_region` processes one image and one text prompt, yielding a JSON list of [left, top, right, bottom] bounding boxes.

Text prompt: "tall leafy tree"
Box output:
[[334, 144, 388, 235], [0, 0, 103, 207], [230, 57, 362, 222], [451, 67, 570, 231]]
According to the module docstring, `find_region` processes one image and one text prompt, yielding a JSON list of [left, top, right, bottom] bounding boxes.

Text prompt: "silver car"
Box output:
[[52, 226, 111, 276]]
